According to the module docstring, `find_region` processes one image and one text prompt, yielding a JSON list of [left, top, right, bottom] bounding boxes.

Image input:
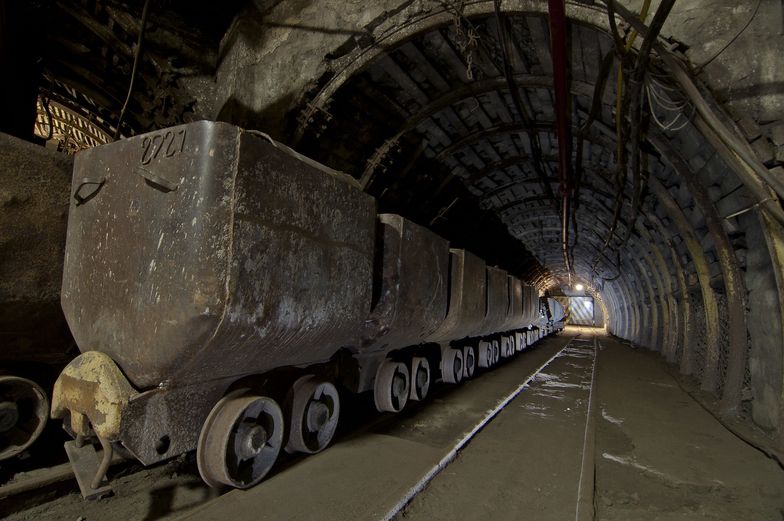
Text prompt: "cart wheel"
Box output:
[[0, 376, 49, 461], [516, 332, 526, 352], [441, 348, 464, 384], [478, 341, 493, 369], [500, 337, 510, 358], [410, 357, 431, 401], [374, 360, 410, 413], [462, 345, 476, 379], [197, 391, 284, 489], [285, 376, 340, 454]]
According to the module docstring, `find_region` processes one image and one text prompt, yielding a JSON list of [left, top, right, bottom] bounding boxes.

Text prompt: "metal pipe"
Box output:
[[561, 195, 572, 285], [547, 0, 572, 197], [548, 0, 573, 284]]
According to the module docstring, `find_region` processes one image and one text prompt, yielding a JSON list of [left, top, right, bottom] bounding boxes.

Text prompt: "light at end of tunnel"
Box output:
[[575, 283, 584, 291]]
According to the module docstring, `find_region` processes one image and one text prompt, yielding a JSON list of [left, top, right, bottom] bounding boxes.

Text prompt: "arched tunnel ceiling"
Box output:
[[291, 11, 669, 290]]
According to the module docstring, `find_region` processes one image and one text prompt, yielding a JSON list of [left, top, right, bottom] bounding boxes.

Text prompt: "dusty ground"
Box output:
[[5, 328, 784, 520], [594, 334, 784, 521], [402, 326, 784, 521], [400, 335, 595, 520]]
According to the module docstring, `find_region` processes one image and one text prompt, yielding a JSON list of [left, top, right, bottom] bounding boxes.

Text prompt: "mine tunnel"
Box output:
[[2, 0, 784, 519]]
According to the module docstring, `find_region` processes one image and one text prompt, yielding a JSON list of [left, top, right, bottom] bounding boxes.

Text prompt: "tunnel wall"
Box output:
[[211, 0, 784, 448]]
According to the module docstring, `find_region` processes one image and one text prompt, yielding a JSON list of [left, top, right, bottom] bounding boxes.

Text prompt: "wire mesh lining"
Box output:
[[741, 330, 753, 416], [670, 297, 682, 363], [716, 293, 730, 395], [689, 291, 707, 381]]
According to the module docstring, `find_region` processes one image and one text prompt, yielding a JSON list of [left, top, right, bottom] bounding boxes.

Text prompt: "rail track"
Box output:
[[1, 331, 591, 521]]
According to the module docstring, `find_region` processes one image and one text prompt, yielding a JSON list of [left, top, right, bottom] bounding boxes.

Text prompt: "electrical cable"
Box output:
[[607, 0, 784, 227], [646, 83, 693, 132], [695, 0, 762, 73], [660, 51, 784, 213], [598, 0, 640, 270], [622, 0, 676, 245], [647, 79, 688, 110], [114, 0, 152, 139]]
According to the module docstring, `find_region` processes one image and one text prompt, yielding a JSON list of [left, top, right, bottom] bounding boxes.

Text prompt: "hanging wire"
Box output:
[[645, 82, 694, 132], [695, 0, 762, 73], [114, 0, 153, 139], [644, 74, 693, 132], [441, 0, 480, 79]]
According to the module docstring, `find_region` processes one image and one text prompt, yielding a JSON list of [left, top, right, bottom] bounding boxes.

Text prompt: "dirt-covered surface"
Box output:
[[400, 335, 595, 520], [0, 454, 219, 521], [404, 328, 784, 521], [0, 134, 74, 367], [594, 334, 784, 521]]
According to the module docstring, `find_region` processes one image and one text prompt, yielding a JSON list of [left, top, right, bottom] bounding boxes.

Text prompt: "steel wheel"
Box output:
[[197, 391, 284, 489], [478, 341, 493, 368], [516, 332, 526, 352], [0, 376, 49, 461], [491, 340, 500, 365], [374, 360, 410, 413], [501, 337, 512, 358], [409, 357, 431, 401], [462, 345, 476, 379], [285, 376, 340, 455], [441, 348, 463, 384]]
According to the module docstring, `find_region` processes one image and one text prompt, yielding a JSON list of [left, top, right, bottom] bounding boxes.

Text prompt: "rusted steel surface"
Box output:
[[61, 121, 376, 390], [500, 276, 523, 332], [357, 214, 450, 352], [520, 285, 540, 327], [426, 249, 487, 343], [476, 266, 509, 336], [120, 378, 234, 465]]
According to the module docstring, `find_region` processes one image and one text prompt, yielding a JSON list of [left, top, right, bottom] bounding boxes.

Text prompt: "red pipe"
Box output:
[[548, 0, 572, 282], [548, 0, 571, 196]]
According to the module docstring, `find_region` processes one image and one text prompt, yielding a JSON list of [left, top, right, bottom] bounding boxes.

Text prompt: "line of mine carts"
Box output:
[[2, 122, 565, 497]]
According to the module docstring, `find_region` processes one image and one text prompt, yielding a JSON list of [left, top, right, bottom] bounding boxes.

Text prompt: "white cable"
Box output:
[[646, 84, 692, 132]]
